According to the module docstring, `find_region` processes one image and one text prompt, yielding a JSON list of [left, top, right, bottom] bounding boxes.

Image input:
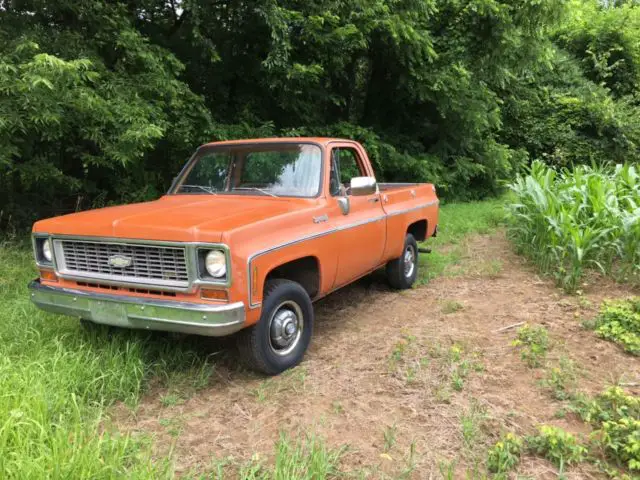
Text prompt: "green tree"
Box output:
[[0, 1, 211, 229]]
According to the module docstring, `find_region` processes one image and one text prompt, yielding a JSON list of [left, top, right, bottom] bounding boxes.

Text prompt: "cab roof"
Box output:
[[201, 137, 356, 148]]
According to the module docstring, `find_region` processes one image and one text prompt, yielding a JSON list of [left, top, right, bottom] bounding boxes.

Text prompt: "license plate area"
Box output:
[[89, 300, 127, 324]]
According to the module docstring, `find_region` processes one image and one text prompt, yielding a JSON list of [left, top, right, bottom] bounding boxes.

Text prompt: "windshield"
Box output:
[[173, 143, 323, 198]]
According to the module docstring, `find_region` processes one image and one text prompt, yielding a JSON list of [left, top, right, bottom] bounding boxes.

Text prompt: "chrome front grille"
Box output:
[[54, 239, 189, 288]]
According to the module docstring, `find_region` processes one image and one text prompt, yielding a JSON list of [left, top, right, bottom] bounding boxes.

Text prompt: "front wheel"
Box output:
[[386, 233, 419, 289], [237, 279, 313, 375]]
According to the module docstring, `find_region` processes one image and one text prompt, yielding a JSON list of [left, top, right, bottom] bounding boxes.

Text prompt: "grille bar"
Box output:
[[55, 239, 189, 288]]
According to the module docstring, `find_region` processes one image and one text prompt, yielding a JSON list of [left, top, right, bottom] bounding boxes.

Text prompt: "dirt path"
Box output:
[[115, 231, 639, 478]]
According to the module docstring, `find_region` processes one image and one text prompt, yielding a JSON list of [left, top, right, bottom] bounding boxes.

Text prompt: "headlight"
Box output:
[[205, 250, 226, 278], [42, 239, 52, 262]]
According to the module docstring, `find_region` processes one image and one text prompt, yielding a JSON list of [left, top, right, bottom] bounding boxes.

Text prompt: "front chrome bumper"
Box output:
[[28, 279, 245, 337]]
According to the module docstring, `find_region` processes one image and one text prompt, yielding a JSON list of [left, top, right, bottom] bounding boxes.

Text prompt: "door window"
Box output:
[[329, 148, 367, 196]]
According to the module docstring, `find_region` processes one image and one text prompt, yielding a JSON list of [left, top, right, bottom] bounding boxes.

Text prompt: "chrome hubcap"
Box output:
[[268, 301, 303, 356], [404, 245, 415, 278]]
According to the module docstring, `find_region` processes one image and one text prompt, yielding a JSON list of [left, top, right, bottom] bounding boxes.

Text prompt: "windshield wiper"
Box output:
[[179, 185, 217, 195], [232, 187, 278, 197]]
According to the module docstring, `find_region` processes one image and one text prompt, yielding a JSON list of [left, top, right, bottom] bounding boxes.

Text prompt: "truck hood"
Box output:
[[33, 195, 311, 242]]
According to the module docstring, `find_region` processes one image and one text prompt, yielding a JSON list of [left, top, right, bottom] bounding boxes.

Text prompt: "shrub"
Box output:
[[513, 324, 550, 368], [500, 47, 640, 171], [487, 433, 523, 475], [593, 298, 640, 355], [508, 161, 640, 292], [555, 1, 640, 99], [526, 425, 587, 467]]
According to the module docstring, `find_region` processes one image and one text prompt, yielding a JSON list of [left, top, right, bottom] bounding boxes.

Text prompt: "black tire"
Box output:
[[237, 279, 313, 375], [386, 233, 419, 289]]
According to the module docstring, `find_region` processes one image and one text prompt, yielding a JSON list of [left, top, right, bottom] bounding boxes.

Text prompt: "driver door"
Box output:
[[328, 144, 386, 288]]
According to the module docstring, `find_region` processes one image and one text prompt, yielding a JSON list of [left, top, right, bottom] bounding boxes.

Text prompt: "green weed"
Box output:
[[592, 298, 640, 355], [448, 344, 463, 362], [388, 333, 439, 386], [331, 401, 344, 415], [448, 344, 483, 392], [383, 424, 397, 452], [584, 387, 640, 472], [541, 356, 578, 400], [451, 374, 465, 392], [475, 259, 504, 278], [460, 401, 488, 449], [252, 366, 307, 402], [447, 345, 482, 393], [487, 432, 523, 476], [398, 440, 418, 479], [388, 334, 416, 369], [435, 385, 452, 404], [441, 299, 464, 314], [159, 416, 184, 437], [437, 458, 457, 480], [240, 432, 346, 479], [526, 425, 587, 467], [512, 324, 549, 368], [161, 392, 185, 407]]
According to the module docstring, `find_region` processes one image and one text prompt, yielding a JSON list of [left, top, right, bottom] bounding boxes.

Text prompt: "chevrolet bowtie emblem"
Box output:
[[108, 254, 133, 268]]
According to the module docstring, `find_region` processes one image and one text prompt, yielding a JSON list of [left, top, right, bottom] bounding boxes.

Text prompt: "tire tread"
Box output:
[[386, 233, 418, 290]]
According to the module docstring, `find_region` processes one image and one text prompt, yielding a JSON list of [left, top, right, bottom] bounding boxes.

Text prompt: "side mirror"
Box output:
[[350, 176, 377, 196]]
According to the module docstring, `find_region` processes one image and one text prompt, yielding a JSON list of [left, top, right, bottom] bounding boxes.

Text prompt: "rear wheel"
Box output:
[[238, 279, 313, 375], [386, 233, 418, 289]]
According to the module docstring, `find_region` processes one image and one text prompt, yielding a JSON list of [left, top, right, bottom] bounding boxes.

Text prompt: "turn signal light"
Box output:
[[40, 269, 58, 282], [200, 288, 228, 302]]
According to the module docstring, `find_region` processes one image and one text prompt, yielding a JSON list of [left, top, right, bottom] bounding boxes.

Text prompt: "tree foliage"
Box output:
[[0, 1, 211, 227], [1, 0, 639, 230], [501, 0, 640, 168]]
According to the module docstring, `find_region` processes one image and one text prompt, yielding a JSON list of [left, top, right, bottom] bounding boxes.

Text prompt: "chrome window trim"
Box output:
[[245, 199, 439, 309], [34, 234, 231, 292]]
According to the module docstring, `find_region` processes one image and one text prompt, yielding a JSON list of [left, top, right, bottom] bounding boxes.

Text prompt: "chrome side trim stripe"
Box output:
[[247, 199, 438, 308], [386, 199, 439, 217]]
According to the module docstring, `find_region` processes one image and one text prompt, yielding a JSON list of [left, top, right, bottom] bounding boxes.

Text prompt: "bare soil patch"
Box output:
[[114, 231, 639, 478]]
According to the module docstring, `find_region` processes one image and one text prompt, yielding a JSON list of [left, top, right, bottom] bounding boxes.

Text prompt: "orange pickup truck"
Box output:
[[29, 138, 439, 374]]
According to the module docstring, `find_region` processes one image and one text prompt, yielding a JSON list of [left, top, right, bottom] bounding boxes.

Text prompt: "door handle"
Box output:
[[368, 197, 380, 203]]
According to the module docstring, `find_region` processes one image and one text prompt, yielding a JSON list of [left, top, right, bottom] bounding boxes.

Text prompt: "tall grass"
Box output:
[[417, 197, 508, 283], [507, 160, 640, 291], [0, 244, 217, 478], [1, 244, 348, 478], [237, 433, 345, 479]]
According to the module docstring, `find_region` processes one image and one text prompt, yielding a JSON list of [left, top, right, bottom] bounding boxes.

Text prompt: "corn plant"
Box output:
[[508, 161, 640, 292]]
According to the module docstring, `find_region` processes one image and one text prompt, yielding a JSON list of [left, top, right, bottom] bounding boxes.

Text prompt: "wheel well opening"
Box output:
[[407, 220, 428, 242], [265, 256, 320, 299]]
